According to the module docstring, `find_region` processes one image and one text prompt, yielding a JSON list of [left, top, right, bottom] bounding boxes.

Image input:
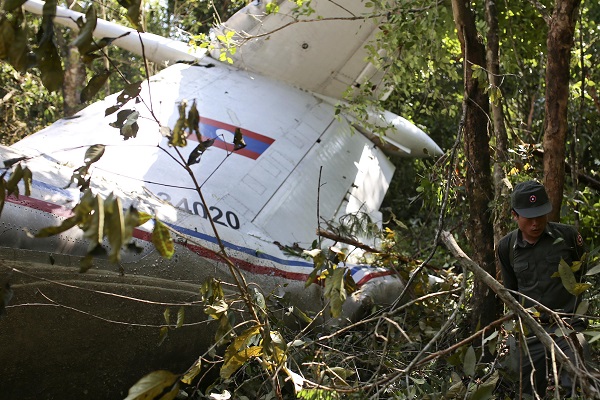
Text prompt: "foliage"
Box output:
[[0, 63, 61, 145]]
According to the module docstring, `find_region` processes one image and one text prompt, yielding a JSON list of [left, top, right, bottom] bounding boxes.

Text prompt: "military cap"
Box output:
[[511, 180, 552, 218]]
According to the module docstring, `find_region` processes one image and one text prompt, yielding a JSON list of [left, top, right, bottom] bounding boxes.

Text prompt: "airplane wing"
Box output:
[[213, 0, 391, 100]]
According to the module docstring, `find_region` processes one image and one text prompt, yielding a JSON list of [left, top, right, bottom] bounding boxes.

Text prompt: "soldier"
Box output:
[[497, 180, 588, 398]]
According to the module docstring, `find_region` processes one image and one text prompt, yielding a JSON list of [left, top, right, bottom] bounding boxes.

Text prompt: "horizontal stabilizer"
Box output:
[[213, 0, 390, 100]]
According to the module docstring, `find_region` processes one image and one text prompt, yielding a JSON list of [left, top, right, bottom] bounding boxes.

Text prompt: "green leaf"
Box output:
[[463, 345, 476, 376], [118, 81, 143, 103], [0, 180, 6, 217], [82, 32, 130, 55], [572, 283, 592, 296], [81, 70, 111, 102], [224, 325, 262, 360], [137, 211, 153, 226], [35, 215, 79, 237], [82, 194, 104, 245], [158, 326, 169, 346], [5, 163, 24, 197], [105, 82, 142, 116], [291, 306, 313, 324], [123, 370, 179, 400], [110, 109, 139, 140], [469, 370, 499, 400], [557, 259, 590, 295], [1, 19, 30, 72], [582, 330, 600, 344], [35, 5, 64, 93], [585, 263, 600, 276], [0, 20, 13, 60], [116, 0, 143, 31], [21, 166, 32, 196], [35, 39, 64, 92], [176, 306, 184, 328], [3, 157, 28, 168], [187, 100, 200, 138], [83, 144, 105, 165], [201, 278, 225, 303], [169, 102, 188, 147], [576, 299, 589, 316], [71, 6, 97, 53], [187, 139, 215, 166], [324, 267, 347, 318], [79, 253, 95, 273]]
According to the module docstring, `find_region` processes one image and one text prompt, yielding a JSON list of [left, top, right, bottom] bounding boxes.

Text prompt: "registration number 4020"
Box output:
[[156, 192, 241, 230]]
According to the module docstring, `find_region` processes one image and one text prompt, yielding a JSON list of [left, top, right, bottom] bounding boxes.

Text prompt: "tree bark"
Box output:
[[451, 0, 497, 331], [485, 0, 511, 281], [62, 46, 86, 117], [542, 0, 581, 222]]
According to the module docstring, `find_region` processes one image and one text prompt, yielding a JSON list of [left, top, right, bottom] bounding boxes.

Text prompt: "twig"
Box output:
[[7, 266, 204, 307], [35, 289, 209, 328], [414, 313, 514, 367]]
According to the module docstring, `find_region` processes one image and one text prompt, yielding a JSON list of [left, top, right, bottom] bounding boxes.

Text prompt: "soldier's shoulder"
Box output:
[[549, 222, 578, 235], [548, 222, 584, 246], [498, 229, 518, 251]]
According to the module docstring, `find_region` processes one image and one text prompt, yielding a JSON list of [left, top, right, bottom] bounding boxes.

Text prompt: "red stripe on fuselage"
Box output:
[[6, 194, 389, 285], [132, 230, 311, 281], [6, 195, 74, 218]]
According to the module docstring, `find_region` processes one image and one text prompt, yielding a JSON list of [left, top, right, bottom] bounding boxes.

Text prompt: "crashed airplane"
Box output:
[[0, 0, 442, 398]]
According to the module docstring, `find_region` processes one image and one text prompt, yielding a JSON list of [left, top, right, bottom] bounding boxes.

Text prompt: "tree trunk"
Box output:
[[485, 0, 510, 279], [542, 0, 581, 222], [451, 0, 497, 331], [62, 46, 86, 117]]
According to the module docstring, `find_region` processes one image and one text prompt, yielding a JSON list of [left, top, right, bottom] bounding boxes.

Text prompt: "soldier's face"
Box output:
[[512, 211, 548, 244]]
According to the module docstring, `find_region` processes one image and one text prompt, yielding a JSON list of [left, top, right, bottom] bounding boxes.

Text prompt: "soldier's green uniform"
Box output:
[[498, 222, 586, 316], [497, 180, 588, 398]]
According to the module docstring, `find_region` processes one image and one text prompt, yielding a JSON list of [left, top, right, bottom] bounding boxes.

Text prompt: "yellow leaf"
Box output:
[[223, 325, 262, 362], [220, 346, 263, 379], [572, 283, 592, 296], [152, 218, 174, 258], [105, 195, 125, 263], [181, 358, 202, 385], [124, 370, 179, 400], [204, 299, 228, 320], [137, 211, 153, 226], [558, 259, 577, 294]]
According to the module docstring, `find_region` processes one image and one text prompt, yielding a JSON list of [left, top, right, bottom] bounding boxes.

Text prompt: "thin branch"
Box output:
[[35, 289, 209, 328], [414, 313, 514, 367], [6, 266, 204, 307]]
